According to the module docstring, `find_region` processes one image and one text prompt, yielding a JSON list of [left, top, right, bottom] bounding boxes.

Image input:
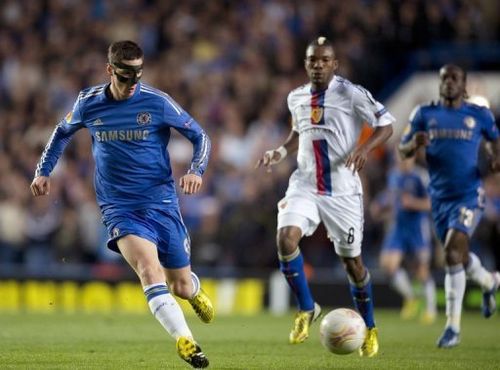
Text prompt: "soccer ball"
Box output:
[[319, 308, 366, 355]]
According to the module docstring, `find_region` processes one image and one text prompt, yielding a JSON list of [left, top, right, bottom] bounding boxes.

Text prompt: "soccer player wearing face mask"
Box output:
[[31, 40, 212, 368], [399, 64, 500, 348], [109, 60, 144, 97]]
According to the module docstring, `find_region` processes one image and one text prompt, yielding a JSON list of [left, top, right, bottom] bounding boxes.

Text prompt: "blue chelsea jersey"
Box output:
[[387, 168, 429, 228], [35, 83, 211, 211], [401, 101, 498, 200]]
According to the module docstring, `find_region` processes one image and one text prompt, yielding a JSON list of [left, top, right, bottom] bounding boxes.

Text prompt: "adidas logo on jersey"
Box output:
[[92, 118, 104, 126]]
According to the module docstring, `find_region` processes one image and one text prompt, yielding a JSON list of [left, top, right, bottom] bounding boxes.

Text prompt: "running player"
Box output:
[[399, 64, 500, 348], [256, 37, 394, 357], [31, 41, 213, 368], [376, 156, 436, 324]]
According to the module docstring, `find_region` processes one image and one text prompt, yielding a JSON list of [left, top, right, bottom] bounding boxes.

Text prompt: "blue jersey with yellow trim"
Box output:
[[36, 82, 210, 211], [401, 102, 498, 200]]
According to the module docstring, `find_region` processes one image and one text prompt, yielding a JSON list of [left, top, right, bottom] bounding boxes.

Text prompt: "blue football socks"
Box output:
[[349, 271, 376, 328], [279, 248, 315, 311]]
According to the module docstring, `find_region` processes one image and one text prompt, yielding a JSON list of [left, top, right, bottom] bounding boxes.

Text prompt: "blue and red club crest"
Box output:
[[136, 112, 152, 125], [311, 107, 324, 124]]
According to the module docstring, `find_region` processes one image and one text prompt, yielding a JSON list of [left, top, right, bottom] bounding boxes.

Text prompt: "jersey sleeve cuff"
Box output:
[[187, 168, 203, 176], [35, 168, 50, 177]]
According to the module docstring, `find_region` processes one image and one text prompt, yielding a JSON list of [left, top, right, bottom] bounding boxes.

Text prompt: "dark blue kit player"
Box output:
[[31, 40, 213, 368], [399, 64, 500, 348]]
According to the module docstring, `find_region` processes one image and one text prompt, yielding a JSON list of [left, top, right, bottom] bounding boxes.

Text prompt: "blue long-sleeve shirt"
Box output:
[[36, 83, 211, 212]]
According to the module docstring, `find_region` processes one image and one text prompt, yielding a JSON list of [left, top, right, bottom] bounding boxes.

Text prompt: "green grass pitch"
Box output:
[[0, 310, 499, 369]]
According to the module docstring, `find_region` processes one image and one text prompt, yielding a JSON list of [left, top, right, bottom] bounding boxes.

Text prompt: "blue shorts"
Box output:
[[102, 207, 191, 269], [431, 193, 484, 243], [382, 221, 431, 255]]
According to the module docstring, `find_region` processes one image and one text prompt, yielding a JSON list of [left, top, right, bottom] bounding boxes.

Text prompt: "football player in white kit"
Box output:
[[257, 37, 394, 357]]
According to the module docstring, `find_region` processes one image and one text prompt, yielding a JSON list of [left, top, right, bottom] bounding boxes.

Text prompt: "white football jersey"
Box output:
[[287, 75, 395, 196]]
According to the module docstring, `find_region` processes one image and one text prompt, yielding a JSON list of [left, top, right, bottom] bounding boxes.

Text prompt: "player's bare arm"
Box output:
[[398, 131, 429, 159], [369, 198, 391, 223], [400, 193, 431, 211], [30, 176, 51, 196], [346, 125, 393, 173], [255, 130, 299, 169], [485, 138, 500, 172], [179, 173, 202, 195]]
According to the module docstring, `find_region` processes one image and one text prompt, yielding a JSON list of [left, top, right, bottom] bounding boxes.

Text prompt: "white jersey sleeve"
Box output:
[[287, 87, 302, 132], [352, 85, 395, 127]]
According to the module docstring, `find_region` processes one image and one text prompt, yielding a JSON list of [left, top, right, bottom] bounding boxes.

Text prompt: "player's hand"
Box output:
[[491, 158, 500, 173], [345, 147, 369, 173], [414, 132, 429, 148], [179, 173, 202, 195], [400, 193, 414, 208], [255, 149, 285, 172], [30, 176, 50, 196]]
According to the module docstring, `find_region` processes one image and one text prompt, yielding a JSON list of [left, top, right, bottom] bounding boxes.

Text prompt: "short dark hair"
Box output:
[[108, 41, 144, 65], [307, 36, 334, 50], [441, 64, 467, 82]]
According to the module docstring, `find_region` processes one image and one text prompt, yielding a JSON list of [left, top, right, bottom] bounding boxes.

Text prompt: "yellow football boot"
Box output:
[[420, 310, 437, 325], [289, 302, 322, 344], [189, 288, 215, 323], [359, 327, 379, 357], [176, 336, 209, 368], [400, 298, 419, 320]]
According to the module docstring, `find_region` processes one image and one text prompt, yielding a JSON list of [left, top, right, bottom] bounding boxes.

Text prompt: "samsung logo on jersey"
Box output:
[[428, 129, 472, 141], [95, 129, 149, 142]]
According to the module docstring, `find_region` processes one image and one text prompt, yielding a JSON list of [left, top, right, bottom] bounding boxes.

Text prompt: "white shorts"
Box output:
[[277, 188, 364, 258]]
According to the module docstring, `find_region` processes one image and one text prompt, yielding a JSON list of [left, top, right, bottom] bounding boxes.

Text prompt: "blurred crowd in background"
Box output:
[[1, 0, 500, 277]]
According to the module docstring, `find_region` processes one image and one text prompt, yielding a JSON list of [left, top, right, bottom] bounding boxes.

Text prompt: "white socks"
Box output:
[[144, 283, 192, 339], [423, 278, 437, 314], [391, 269, 414, 300], [444, 265, 465, 332], [444, 252, 495, 332], [465, 252, 494, 291], [392, 269, 436, 314]]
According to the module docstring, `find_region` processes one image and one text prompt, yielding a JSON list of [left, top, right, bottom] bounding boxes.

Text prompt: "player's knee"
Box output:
[[136, 263, 164, 286], [342, 257, 366, 282], [379, 257, 395, 275], [277, 229, 300, 256], [415, 264, 429, 281], [444, 243, 468, 266], [381, 264, 397, 277], [444, 247, 464, 266]]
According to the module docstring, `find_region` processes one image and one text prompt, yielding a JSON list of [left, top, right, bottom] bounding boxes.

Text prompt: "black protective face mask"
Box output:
[[111, 61, 143, 85]]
